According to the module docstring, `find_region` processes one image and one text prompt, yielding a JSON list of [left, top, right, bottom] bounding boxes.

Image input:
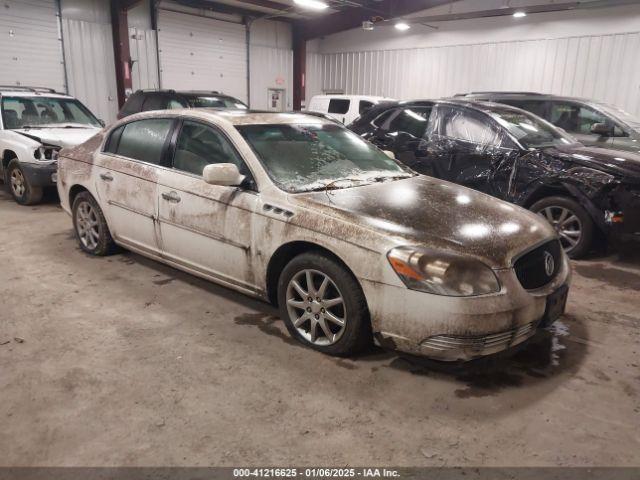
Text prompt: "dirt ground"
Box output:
[[1, 188, 639, 467]]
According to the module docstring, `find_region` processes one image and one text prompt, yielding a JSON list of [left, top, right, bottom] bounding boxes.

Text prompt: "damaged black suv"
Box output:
[[349, 99, 640, 258]]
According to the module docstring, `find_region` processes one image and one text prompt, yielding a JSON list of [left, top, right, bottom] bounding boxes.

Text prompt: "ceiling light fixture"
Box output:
[[293, 0, 329, 10], [395, 22, 411, 31], [513, 11, 527, 18]]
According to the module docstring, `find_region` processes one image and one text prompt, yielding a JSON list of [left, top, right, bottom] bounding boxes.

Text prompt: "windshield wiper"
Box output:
[[303, 178, 371, 192], [366, 174, 414, 182]]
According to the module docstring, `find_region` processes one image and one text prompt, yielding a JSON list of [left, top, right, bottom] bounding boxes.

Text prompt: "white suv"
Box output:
[[0, 86, 103, 205]]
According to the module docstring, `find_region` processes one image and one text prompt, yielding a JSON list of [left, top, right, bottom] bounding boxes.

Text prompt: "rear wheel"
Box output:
[[8, 160, 43, 205], [278, 252, 371, 356], [72, 191, 116, 256], [530, 195, 594, 259]]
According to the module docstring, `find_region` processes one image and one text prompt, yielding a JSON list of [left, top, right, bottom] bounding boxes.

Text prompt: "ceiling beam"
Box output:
[[296, 0, 454, 39]]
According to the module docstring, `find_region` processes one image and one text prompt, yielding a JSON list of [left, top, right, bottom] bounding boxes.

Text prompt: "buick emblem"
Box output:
[[543, 251, 555, 276]]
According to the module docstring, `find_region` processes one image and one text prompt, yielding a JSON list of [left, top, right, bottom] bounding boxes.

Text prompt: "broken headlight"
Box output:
[[33, 146, 60, 161], [387, 246, 500, 297]]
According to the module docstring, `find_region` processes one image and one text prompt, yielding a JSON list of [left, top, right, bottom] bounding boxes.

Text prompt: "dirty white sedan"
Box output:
[[57, 110, 570, 361]]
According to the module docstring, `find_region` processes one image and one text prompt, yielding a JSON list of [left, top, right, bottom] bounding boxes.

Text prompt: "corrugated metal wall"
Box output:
[[318, 31, 640, 116], [249, 45, 292, 110], [129, 27, 159, 91], [305, 52, 323, 107], [157, 9, 247, 102], [0, 0, 65, 91], [62, 17, 118, 122]]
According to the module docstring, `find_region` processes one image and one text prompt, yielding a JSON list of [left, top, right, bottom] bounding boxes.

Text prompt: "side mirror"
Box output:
[[590, 122, 613, 137], [203, 163, 245, 187], [383, 150, 396, 160]]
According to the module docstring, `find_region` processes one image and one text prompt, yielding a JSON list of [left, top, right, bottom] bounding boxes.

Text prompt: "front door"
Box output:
[[96, 117, 175, 255], [157, 119, 260, 292]]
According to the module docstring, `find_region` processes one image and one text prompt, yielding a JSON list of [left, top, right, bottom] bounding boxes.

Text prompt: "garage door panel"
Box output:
[[0, 0, 65, 91], [157, 10, 247, 102]]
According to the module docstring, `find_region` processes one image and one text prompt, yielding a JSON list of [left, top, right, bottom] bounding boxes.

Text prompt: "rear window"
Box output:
[[328, 99, 350, 114], [106, 118, 173, 165], [142, 94, 168, 112], [119, 92, 145, 117]]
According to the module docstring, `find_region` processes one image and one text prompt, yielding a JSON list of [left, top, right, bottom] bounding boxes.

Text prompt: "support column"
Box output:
[[111, 0, 134, 108], [292, 27, 306, 111]]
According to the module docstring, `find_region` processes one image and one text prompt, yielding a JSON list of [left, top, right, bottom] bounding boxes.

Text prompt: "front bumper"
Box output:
[[362, 251, 571, 362], [20, 162, 57, 187]]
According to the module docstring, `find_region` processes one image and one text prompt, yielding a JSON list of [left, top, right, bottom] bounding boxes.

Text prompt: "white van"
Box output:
[[307, 94, 395, 125]]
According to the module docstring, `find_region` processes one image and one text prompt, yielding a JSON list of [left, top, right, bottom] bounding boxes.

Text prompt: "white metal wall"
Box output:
[[319, 32, 640, 116], [62, 17, 118, 122], [305, 52, 323, 107], [249, 45, 292, 110], [157, 9, 247, 102], [129, 27, 159, 91], [0, 0, 65, 91]]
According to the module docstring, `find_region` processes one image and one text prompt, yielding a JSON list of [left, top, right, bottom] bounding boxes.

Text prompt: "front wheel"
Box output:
[[8, 160, 43, 205], [72, 191, 117, 256], [530, 195, 594, 259], [277, 252, 371, 356]]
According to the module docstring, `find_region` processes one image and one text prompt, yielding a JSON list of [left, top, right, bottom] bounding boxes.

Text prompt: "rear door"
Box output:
[[157, 118, 260, 291], [96, 117, 175, 254]]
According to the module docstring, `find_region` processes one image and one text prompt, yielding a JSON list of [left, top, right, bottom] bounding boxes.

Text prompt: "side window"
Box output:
[[440, 107, 502, 146], [499, 99, 547, 118], [328, 99, 350, 114], [387, 107, 432, 138], [550, 102, 610, 135], [115, 118, 174, 165], [359, 100, 374, 114], [142, 94, 168, 112], [172, 121, 246, 177]]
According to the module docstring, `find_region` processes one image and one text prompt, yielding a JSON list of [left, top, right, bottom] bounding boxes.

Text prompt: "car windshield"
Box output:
[[237, 123, 413, 192], [595, 102, 640, 130], [1, 96, 101, 129], [186, 96, 247, 110], [488, 107, 577, 149]]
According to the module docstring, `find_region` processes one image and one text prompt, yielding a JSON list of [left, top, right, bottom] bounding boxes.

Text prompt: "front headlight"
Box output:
[[33, 146, 60, 161], [387, 246, 501, 297]]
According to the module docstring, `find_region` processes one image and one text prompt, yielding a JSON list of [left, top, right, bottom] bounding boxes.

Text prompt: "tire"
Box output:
[[530, 195, 595, 259], [7, 160, 43, 205], [72, 191, 117, 256], [277, 252, 372, 356]]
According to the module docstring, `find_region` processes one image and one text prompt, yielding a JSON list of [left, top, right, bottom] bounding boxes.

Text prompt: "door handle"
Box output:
[[100, 172, 113, 182], [161, 191, 181, 203]]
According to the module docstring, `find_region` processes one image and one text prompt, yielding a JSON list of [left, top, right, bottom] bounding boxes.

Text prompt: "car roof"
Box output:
[[135, 89, 239, 98], [0, 87, 73, 99]]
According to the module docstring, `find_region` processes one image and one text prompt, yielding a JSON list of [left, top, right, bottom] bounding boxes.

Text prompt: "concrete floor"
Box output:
[[1, 187, 639, 467]]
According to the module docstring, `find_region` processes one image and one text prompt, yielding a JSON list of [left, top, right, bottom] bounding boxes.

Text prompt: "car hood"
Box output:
[[14, 127, 102, 148], [290, 175, 556, 269], [543, 145, 640, 180]]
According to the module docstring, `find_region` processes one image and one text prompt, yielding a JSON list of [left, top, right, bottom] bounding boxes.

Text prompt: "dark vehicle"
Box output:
[[457, 92, 640, 154], [350, 99, 640, 258], [117, 89, 248, 119]]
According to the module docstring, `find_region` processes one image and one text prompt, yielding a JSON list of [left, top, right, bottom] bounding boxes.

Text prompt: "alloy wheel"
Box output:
[[286, 269, 347, 346], [75, 201, 100, 250], [10, 168, 26, 198], [538, 206, 582, 252]]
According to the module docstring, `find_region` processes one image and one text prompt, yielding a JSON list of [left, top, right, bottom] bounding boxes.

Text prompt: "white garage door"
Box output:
[[157, 9, 247, 103], [0, 0, 66, 92]]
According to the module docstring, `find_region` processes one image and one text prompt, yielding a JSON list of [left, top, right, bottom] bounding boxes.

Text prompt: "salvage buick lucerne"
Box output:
[[57, 110, 570, 361]]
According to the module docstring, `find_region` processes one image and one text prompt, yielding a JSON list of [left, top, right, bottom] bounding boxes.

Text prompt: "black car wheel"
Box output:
[[72, 191, 117, 256], [7, 160, 43, 205], [277, 252, 372, 356], [530, 196, 594, 259]]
